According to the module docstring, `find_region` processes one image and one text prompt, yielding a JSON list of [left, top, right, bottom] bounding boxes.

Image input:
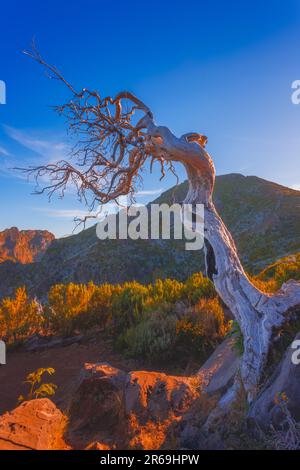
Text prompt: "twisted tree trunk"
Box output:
[[144, 120, 300, 403], [183, 156, 300, 403]]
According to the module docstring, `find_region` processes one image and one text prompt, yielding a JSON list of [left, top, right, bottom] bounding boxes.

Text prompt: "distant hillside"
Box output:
[[0, 174, 299, 299], [0, 227, 54, 264], [253, 252, 300, 293], [156, 173, 300, 269]]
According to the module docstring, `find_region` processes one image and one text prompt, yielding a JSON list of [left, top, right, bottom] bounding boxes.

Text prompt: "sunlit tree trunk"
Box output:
[[182, 152, 300, 403]]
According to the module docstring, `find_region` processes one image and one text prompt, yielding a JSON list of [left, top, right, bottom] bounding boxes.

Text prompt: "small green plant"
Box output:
[[227, 320, 244, 355], [18, 367, 57, 403]]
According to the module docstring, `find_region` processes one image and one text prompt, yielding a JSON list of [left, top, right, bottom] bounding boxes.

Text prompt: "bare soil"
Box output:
[[0, 336, 137, 415], [0, 334, 198, 417]]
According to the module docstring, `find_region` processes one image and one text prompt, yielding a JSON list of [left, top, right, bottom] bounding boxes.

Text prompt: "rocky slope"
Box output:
[[0, 174, 299, 299], [0, 333, 299, 450], [0, 227, 54, 264]]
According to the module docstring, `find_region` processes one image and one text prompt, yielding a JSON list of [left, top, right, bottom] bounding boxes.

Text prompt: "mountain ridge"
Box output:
[[0, 227, 54, 264], [0, 173, 299, 299]]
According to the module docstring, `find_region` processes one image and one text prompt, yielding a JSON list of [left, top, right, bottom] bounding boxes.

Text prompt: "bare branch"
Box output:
[[19, 46, 211, 223], [18, 46, 165, 218]]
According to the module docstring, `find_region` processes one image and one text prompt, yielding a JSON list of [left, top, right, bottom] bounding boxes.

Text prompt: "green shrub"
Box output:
[[227, 320, 244, 355], [117, 308, 178, 361], [175, 298, 228, 359], [0, 287, 43, 344], [47, 282, 122, 334], [111, 282, 152, 334], [183, 273, 216, 304], [151, 278, 184, 304], [117, 298, 228, 364], [73, 283, 121, 331], [253, 253, 300, 293], [47, 282, 96, 334]]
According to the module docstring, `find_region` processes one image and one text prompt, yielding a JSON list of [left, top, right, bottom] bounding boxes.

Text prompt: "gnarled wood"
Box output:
[[145, 121, 300, 401]]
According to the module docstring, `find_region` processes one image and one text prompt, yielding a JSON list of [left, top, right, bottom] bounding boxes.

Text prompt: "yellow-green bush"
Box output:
[[0, 287, 42, 344], [117, 298, 228, 363], [47, 282, 121, 334], [118, 309, 178, 361], [47, 282, 96, 334], [252, 253, 300, 293], [0, 274, 223, 354], [2, 253, 300, 369], [175, 298, 229, 359], [42, 273, 221, 339], [150, 278, 184, 304], [251, 277, 278, 294], [111, 282, 153, 334], [183, 273, 216, 304], [86, 283, 121, 328]]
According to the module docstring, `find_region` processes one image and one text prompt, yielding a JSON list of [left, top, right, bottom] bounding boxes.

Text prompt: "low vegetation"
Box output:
[[252, 252, 300, 293], [0, 273, 228, 365], [1, 253, 300, 367]]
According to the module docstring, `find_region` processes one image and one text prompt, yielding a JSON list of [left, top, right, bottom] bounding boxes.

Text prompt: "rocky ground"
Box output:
[[0, 333, 299, 450]]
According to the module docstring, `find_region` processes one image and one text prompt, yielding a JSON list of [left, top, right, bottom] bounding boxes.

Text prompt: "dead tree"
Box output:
[[22, 48, 300, 404]]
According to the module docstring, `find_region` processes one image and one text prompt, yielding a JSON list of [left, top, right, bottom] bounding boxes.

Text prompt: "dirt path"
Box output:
[[0, 337, 138, 415], [0, 332, 201, 418]]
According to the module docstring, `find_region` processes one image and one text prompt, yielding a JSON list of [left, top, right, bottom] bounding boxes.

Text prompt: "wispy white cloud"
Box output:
[[0, 145, 10, 157], [4, 125, 70, 164], [290, 184, 300, 191], [33, 208, 100, 219], [1, 125, 73, 187], [32, 193, 161, 220], [136, 189, 163, 197]]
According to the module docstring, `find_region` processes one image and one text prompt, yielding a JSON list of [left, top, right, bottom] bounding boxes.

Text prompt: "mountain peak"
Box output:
[[0, 228, 55, 264]]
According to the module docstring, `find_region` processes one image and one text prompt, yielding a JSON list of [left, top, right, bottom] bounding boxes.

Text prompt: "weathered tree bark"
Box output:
[[143, 118, 300, 403]]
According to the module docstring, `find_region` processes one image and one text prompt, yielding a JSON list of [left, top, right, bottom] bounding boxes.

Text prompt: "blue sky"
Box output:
[[0, 0, 300, 237]]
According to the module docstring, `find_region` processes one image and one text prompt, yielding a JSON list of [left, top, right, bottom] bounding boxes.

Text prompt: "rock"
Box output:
[[196, 337, 240, 395], [85, 441, 112, 450], [0, 227, 54, 265], [67, 363, 127, 448], [197, 431, 226, 450], [23, 333, 84, 352], [125, 371, 196, 423], [177, 339, 241, 447], [248, 332, 300, 430], [0, 398, 67, 450], [124, 371, 198, 449], [69, 363, 198, 450]]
